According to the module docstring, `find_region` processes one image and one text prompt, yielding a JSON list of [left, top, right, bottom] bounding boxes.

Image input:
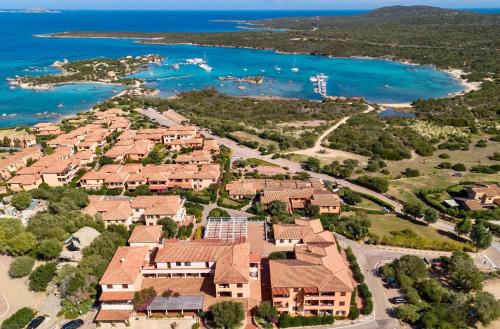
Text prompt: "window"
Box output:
[[237, 293, 243, 298], [237, 283, 243, 288], [293, 288, 299, 292], [340, 292, 346, 296], [339, 301, 345, 306], [106, 285, 113, 289], [122, 284, 129, 289], [176, 262, 182, 266], [288, 240, 292, 243], [280, 239, 284, 243], [185, 262, 191, 266]]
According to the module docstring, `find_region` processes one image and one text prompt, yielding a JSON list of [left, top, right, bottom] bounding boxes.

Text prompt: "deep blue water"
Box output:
[[0, 10, 488, 127]]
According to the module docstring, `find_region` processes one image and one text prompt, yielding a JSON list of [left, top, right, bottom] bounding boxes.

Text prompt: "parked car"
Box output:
[[384, 277, 401, 289], [390, 297, 407, 305], [26, 316, 45, 329], [61, 319, 84, 329]]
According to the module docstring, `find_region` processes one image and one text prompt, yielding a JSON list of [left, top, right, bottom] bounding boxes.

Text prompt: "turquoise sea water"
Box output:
[[0, 10, 489, 127]]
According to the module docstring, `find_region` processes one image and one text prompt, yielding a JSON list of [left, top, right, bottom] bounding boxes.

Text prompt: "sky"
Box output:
[[1, 0, 499, 10]]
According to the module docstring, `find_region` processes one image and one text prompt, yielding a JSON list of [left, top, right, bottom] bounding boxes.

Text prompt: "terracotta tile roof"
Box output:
[[129, 225, 163, 244], [130, 195, 181, 209], [83, 196, 133, 221], [311, 193, 341, 207], [95, 309, 132, 321], [176, 150, 212, 163], [99, 246, 149, 285], [99, 291, 135, 301], [15, 166, 45, 175], [7, 174, 41, 185], [469, 184, 500, 198], [42, 159, 74, 174], [155, 240, 249, 284]]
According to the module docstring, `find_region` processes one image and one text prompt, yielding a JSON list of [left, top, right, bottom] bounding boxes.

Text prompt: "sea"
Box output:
[[0, 9, 497, 128]]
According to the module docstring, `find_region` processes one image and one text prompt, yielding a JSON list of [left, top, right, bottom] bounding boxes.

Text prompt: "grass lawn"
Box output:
[[387, 172, 500, 204], [242, 158, 280, 167], [354, 197, 384, 211], [232, 131, 279, 148], [367, 214, 462, 244], [219, 197, 248, 209]]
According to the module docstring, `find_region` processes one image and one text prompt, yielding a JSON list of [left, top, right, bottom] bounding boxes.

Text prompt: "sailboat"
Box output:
[[199, 52, 213, 72], [291, 58, 299, 72], [274, 60, 281, 71]]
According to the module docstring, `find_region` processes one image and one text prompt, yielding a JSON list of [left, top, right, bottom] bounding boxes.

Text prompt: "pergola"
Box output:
[[204, 217, 248, 241], [146, 295, 204, 315]]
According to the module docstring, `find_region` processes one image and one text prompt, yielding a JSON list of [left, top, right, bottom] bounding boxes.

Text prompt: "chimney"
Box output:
[[120, 257, 125, 263]]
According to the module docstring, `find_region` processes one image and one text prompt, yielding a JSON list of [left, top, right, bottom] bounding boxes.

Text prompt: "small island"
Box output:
[[8, 54, 163, 92], [218, 75, 264, 85]]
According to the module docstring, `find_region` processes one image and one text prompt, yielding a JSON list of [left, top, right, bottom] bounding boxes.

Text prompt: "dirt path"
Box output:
[[288, 104, 375, 161]]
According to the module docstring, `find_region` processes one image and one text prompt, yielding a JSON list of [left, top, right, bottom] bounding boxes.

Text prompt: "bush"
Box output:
[[37, 238, 63, 260], [10, 192, 33, 211], [29, 261, 57, 292], [268, 251, 287, 260], [402, 168, 420, 178], [451, 163, 466, 171], [355, 176, 389, 193], [438, 153, 450, 159], [8, 256, 35, 278], [1, 307, 35, 329], [209, 208, 230, 218], [278, 314, 334, 328]]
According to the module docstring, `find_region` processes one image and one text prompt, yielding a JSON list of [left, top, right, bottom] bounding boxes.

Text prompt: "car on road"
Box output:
[[26, 316, 45, 329], [390, 297, 407, 305], [61, 319, 84, 329]]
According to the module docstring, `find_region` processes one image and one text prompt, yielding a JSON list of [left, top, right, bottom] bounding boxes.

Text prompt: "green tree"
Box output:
[[0, 307, 35, 329], [7, 232, 37, 256], [10, 192, 33, 211], [255, 302, 278, 324], [158, 217, 178, 238], [211, 301, 245, 329], [29, 262, 57, 292], [395, 304, 421, 324], [393, 255, 428, 282], [402, 201, 424, 219], [209, 208, 230, 218], [418, 279, 444, 303], [455, 218, 472, 236], [342, 189, 362, 205], [8, 256, 35, 278], [267, 201, 288, 217], [0, 218, 24, 252], [447, 251, 482, 292], [423, 208, 439, 224], [37, 239, 63, 260], [132, 288, 157, 312], [470, 222, 493, 249], [471, 291, 500, 326]]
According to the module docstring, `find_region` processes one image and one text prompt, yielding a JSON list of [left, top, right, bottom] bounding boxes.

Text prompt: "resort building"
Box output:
[[226, 179, 319, 199], [41, 158, 80, 187], [0, 130, 36, 148], [273, 218, 334, 247], [175, 150, 213, 164], [0, 145, 43, 179], [261, 187, 342, 214], [128, 225, 163, 249], [83, 195, 187, 227], [6, 173, 43, 191], [32, 122, 63, 136], [96, 239, 254, 323], [270, 221, 354, 316], [130, 195, 187, 225]]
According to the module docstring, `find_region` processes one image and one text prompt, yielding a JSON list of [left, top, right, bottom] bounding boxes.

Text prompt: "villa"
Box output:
[[0, 145, 43, 179], [272, 218, 334, 247], [261, 187, 342, 214], [226, 179, 320, 199], [463, 183, 500, 210]]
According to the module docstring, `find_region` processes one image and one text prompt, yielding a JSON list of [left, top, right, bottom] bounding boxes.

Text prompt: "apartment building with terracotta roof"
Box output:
[[32, 122, 63, 136], [128, 225, 163, 249], [175, 150, 212, 165], [84, 195, 187, 227], [0, 130, 36, 148], [0, 145, 43, 180], [96, 239, 253, 322], [41, 158, 81, 187], [273, 218, 334, 247], [226, 179, 318, 199], [261, 187, 341, 214], [270, 221, 354, 316]]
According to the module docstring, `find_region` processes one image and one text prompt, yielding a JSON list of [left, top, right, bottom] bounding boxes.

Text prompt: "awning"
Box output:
[[146, 295, 204, 312], [95, 310, 132, 321], [304, 287, 319, 294], [99, 291, 135, 301], [272, 287, 289, 295]]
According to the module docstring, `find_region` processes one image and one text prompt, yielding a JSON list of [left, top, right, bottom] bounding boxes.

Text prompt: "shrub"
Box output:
[[37, 239, 63, 260], [8, 256, 35, 278], [29, 261, 57, 292], [451, 163, 466, 171], [278, 314, 334, 328], [10, 192, 33, 211], [1, 307, 35, 329], [438, 153, 450, 159], [268, 251, 287, 260], [354, 176, 389, 193], [209, 208, 230, 218], [133, 288, 157, 312], [402, 168, 420, 178]]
